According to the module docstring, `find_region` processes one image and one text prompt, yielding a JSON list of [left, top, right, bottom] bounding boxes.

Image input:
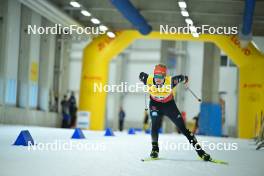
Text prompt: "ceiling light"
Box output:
[[91, 18, 100, 24], [70, 1, 81, 8], [99, 25, 108, 31], [107, 31, 116, 38], [181, 10, 189, 17], [178, 1, 187, 9], [81, 10, 91, 17], [185, 18, 193, 25]]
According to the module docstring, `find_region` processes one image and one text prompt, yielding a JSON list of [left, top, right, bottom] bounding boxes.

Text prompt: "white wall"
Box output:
[[184, 42, 239, 137], [68, 41, 90, 105], [253, 36, 264, 54], [183, 41, 204, 120], [0, 106, 60, 127], [219, 66, 238, 136], [105, 57, 119, 127], [0, 2, 61, 127]]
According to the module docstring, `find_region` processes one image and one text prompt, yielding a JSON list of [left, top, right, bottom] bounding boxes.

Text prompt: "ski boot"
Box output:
[[198, 150, 212, 161], [187, 131, 211, 161], [150, 142, 159, 158]]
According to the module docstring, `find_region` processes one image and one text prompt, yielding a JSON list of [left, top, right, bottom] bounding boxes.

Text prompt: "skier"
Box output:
[[118, 106, 126, 131], [139, 64, 211, 161]]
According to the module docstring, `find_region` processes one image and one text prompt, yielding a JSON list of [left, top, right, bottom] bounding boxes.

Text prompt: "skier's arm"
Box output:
[[139, 72, 149, 85], [172, 75, 188, 87]]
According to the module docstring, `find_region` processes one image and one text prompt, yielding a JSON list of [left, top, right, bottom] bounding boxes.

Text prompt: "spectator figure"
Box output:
[[119, 107, 126, 131], [54, 95, 59, 112], [68, 91, 77, 128], [219, 92, 227, 136], [61, 95, 70, 128], [143, 110, 149, 132]]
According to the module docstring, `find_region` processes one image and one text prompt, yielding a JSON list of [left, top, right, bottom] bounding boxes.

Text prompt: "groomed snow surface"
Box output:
[[0, 125, 263, 176]]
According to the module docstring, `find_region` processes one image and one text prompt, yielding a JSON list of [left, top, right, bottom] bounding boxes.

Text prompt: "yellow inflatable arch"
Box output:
[[79, 30, 264, 139]]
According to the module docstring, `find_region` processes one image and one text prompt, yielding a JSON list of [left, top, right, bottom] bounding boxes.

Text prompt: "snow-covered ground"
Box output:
[[0, 125, 263, 176]]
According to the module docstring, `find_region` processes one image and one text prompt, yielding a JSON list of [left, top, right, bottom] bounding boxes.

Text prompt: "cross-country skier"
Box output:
[[139, 64, 212, 161]]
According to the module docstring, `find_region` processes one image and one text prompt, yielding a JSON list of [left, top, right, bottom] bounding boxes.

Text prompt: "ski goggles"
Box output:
[[154, 74, 165, 79]]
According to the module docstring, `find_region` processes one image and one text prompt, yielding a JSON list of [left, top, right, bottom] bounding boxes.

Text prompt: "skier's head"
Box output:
[[154, 64, 167, 84]]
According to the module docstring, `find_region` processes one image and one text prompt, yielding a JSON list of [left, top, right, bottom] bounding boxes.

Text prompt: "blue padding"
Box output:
[[72, 128, 85, 139], [199, 103, 222, 136], [13, 130, 34, 146], [242, 0, 255, 35], [104, 128, 114, 136], [128, 128, 136, 135], [111, 0, 152, 35]]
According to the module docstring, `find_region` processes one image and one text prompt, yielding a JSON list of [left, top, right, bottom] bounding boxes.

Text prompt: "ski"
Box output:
[[141, 157, 163, 162], [141, 157, 228, 165], [199, 158, 228, 165], [209, 158, 228, 165]]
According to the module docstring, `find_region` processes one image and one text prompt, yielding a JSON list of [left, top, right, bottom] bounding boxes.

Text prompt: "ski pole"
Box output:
[[144, 93, 148, 111], [185, 86, 202, 102]]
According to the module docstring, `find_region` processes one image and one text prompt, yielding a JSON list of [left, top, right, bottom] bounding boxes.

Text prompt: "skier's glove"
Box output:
[[139, 72, 146, 82]]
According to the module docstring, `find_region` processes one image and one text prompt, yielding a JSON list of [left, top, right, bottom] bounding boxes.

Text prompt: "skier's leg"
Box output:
[[150, 110, 162, 142], [163, 101, 211, 161], [149, 103, 163, 158], [120, 120, 124, 131]]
